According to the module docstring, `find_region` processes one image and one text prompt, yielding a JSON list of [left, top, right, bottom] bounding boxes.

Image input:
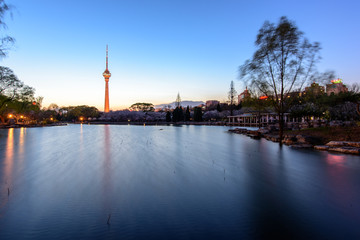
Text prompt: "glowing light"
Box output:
[[79, 117, 84, 121], [259, 96, 268, 100], [8, 114, 13, 118], [50, 117, 53, 121], [331, 78, 342, 84], [20, 115, 24, 119], [32, 101, 36, 105]]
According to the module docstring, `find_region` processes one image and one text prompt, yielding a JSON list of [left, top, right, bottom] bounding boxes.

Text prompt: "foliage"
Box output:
[[0, 66, 36, 122], [60, 105, 100, 121], [193, 107, 203, 122], [129, 102, 155, 112], [288, 89, 360, 121], [166, 111, 171, 122], [185, 106, 190, 121], [172, 106, 184, 122], [216, 103, 222, 112], [100, 110, 166, 122]]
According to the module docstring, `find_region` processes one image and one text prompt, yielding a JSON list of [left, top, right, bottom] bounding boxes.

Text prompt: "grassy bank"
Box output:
[[285, 126, 360, 144]]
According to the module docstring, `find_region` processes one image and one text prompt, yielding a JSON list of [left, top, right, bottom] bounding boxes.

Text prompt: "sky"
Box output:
[[1, 0, 360, 110]]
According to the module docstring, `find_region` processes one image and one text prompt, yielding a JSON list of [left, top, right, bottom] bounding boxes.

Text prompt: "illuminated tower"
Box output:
[[103, 45, 111, 113]]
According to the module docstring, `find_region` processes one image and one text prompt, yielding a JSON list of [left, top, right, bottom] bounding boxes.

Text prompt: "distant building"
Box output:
[[305, 82, 325, 95], [206, 100, 220, 108], [326, 79, 348, 95], [238, 87, 250, 104]]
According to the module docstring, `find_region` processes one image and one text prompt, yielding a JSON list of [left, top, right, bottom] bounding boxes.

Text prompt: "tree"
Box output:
[[0, 66, 35, 122], [60, 105, 99, 121], [172, 106, 184, 122], [175, 92, 181, 108], [185, 106, 191, 121], [166, 111, 171, 122], [0, 0, 14, 58], [239, 16, 331, 141], [129, 102, 155, 112], [193, 107, 203, 122], [228, 81, 237, 116], [216, 103, 222, 112]]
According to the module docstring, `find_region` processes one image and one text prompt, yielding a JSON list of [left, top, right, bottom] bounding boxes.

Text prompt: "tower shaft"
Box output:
[[104, 80, 109, 112]]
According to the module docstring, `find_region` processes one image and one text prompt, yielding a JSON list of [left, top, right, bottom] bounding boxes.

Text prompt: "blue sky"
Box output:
[[1, 0, 360, 110]]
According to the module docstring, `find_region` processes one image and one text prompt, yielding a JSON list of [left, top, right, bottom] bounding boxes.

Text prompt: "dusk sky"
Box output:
[[1, 0, 359, 110]]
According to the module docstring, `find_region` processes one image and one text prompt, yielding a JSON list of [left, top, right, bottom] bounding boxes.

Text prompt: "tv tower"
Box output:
[[103, 45, 111, 113]]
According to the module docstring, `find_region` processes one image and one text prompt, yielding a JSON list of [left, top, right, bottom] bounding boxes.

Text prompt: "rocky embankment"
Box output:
[[314, 141, 360, 155], [229, 128, 360, 155]]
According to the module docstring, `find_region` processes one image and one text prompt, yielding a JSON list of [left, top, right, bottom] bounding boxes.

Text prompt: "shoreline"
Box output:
[[229, 127, 360, 155], [0, 123, 67, 129]]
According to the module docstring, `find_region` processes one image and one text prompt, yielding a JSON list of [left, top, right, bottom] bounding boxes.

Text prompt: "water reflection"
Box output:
[[0, 129, 14, 211], [0, 125, 359, 239], [4, 128, 14, 186], [102, 125, 113, 217], [326, 153, 346, 165]]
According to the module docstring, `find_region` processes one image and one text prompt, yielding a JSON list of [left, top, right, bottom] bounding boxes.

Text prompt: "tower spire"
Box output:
[[106, 44, 108, 70]]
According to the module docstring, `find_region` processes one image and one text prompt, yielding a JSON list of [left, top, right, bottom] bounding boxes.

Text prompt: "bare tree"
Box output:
[[239, 16, 332, 140], [228, 81, 237, 116], [0, 0, 14, 58], [175, 92, 181, 108]]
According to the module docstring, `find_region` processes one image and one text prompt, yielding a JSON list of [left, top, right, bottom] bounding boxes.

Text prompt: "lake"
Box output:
[[0, 124, 360, 239]]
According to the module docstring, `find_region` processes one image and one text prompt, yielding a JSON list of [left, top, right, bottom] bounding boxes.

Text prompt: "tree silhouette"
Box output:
[[185, 106, 190, 121], [193, 107, 203, 122], [166, 111, 171, 122], [0, 0, 14, 58], [228, 81, 237, 116], [0, 66, 35, 122], [239, 16, 332, 141]]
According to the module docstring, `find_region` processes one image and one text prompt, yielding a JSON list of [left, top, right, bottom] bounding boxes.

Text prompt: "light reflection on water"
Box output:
[[0, 124, 359, 239]]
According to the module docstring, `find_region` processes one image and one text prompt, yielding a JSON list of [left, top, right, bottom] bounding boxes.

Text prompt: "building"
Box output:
[[103, 45, 111, 113], [304, 82, 325, 95], [326, 79, 348, 95], [205, 100, 220, 108], [238, 87, 250, 104]]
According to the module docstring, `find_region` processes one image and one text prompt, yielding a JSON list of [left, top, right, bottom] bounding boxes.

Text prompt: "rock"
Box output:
[[270, 135, 280, 142], [346, 142, 360, 148], [314, 145, 330, 150], [290, 144, 313, 148], [326, 141, 346, 147], [282, 135, 297, 145], [258, 128, 269, 134], [246, 130, 260, 137], [326, 141, 360, 148], [248, 134, 261, 139], [296, 135, 322, 145], [328, 147, 360, 155], [263, 134, 280, 142]]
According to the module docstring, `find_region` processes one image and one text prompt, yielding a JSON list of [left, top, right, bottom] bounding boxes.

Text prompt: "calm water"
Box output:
[[0, 124, 360, 239]]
